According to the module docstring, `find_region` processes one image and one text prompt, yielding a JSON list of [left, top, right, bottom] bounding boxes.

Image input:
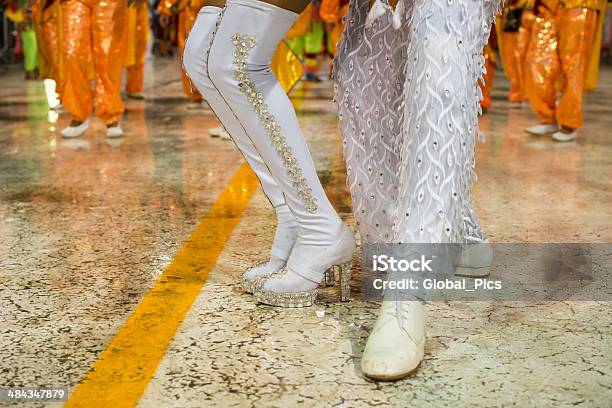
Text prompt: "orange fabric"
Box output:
[[178, 3, 204, 102], [480, 44, 497, 110], [34, 0, 63, 88], [560, 0, 601, 9], [500, 19, 532, 102], [157, 0, 179, 16], [271, 40, 304, 93], [325, 3, 348, 57], [60, 0, 127, 124], [479, 26, 497, 110], [525, 6, 598, 128], [286, 5, 312, 39], [126, 1, 150, 93], [320, 0, 340, 23]]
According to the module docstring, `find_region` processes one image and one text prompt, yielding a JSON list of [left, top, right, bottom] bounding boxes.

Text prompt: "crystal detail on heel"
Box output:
[[324, 268, 335, 287], [254, 261, 353, 308], [338, 261, 352, 302], [231, 33, 318, 213]]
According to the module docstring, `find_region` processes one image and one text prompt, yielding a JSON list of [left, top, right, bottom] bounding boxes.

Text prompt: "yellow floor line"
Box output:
[[65, 163, 259, 408]]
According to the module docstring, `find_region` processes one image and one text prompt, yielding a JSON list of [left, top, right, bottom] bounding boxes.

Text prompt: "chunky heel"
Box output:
[[324, 268, 335, 287], [338, 260, 352, 302]]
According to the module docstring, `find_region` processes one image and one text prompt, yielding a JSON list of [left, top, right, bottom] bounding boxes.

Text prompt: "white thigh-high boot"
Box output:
[[183, 6, 298, 292], [206, 0, 355, 306]]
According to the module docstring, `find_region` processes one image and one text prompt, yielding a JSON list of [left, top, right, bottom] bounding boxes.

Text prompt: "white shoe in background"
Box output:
[[453, 240, 493, 277], [106, 125, 124, 138], [361, 300, 426, 381], [187, 101, 203, 110], [208, 126, 225, 137], [525, 123, 559, 135], [60, 118, 90, 138], [552, 129, 577, 142], [219, 130, 231, 140]]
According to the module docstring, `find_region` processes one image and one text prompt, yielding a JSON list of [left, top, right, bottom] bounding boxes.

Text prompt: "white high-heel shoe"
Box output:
[[242, 254, 338, 293], [453, 239, 493, 277], [254, 225, 355, 307], [361, 300, 425, 381]]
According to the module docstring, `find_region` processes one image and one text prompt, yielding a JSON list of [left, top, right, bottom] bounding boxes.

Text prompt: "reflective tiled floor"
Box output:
[[1, 59, 611, 407]]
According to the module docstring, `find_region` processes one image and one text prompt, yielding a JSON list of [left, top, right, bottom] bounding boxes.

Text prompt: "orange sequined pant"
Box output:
[[480, 44, 497, 110], [500, 11, 534, 103], [61, 0, 127, 124], [525, 7, 597, 129], [179, 6, 203, 102], [38, 3, 62, 89], [126, 4, 149, 94]]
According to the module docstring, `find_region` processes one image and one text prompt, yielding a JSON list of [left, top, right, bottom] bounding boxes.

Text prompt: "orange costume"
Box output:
[[32, 0, 62, 87], [61, 0, 128, 124], [525, 0, 607, 129], [125, 0, 150, 94], [157, 0, 205, 102], [480, 25, 498, 111], [320, 0, 349, 57], [496, 1, 536, 103]]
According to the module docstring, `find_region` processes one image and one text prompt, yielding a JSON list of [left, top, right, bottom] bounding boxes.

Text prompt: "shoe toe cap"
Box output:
[[361, 350, 421, 381]]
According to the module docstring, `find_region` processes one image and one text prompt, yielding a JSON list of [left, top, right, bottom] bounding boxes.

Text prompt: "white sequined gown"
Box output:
[[334, 0, 500, 245]]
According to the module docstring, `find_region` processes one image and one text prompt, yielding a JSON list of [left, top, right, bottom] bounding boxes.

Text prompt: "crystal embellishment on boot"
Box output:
[[231, 33, 318, 213]]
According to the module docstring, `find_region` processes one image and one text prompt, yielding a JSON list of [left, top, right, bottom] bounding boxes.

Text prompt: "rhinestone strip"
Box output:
[[253, 269, 319, 308], [231, 33, 318, 213]]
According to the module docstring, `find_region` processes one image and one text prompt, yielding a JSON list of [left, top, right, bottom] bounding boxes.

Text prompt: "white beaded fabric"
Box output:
[[334, 0, 501, 244], [232, 33, 318, 214]]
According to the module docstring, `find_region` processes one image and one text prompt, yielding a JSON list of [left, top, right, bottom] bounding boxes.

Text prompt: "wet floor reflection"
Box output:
[[1, 60, 611, 406]]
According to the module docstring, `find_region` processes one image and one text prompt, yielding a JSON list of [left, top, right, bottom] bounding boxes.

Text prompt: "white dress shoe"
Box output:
[[106, 125, 124, 138], [525, 123, 559, 135], [60, 118, 90, 138], [453, 239, 493, 277], [552, 130, 577, 142], [361, 300, 426, 381]]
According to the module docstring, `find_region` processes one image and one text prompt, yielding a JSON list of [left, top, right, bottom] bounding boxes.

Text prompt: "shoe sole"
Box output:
[[254, 288, 318, 308], [525, 130, 556, 136], [253, 260, 352, 307], [454, 266, 491, 278], [552, 136, 576, 142], [242, 278, 254, 294], [243, 269, 336, 295], [363, 361, 422, 382]]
